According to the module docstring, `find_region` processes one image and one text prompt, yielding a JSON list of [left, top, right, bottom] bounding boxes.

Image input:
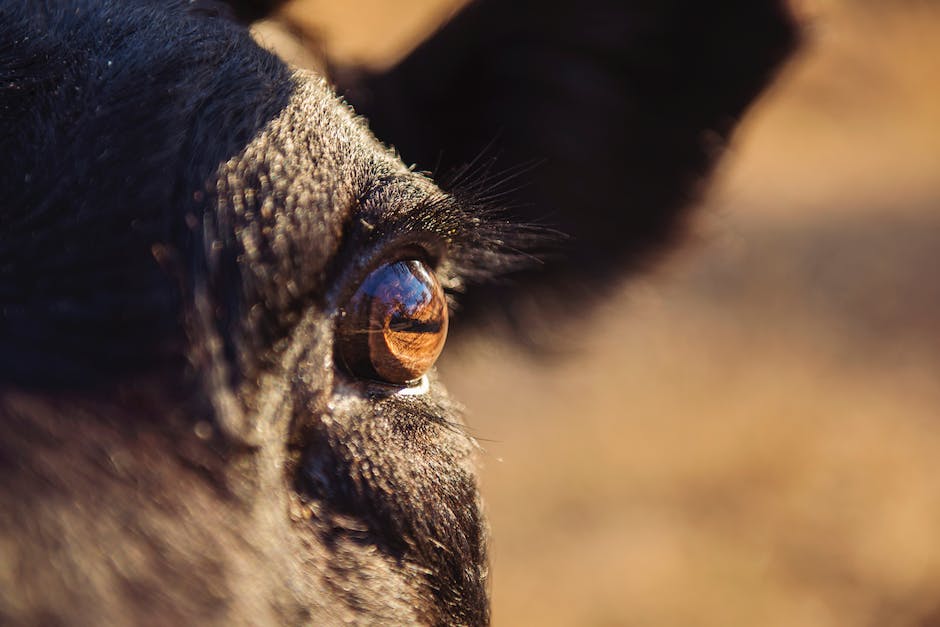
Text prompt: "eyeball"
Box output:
[[336, 259, 448, 385]]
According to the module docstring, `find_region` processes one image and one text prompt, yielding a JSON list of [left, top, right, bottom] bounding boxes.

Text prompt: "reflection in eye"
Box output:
[[336, 260, 448, 385]]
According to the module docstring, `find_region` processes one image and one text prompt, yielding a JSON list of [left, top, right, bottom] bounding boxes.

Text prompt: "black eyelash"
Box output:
[[333, 167, 552, 298], [435, 169, 565, 323]]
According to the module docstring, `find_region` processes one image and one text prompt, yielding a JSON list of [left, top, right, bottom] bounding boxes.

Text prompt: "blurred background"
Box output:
[[270, 1, 940, 624]]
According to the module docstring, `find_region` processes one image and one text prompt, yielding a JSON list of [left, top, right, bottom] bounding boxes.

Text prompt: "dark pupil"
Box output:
[[388, 313, 443, 334]]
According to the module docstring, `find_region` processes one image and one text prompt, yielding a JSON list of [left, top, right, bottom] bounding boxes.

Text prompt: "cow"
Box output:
[[0, 0, 797, 624]]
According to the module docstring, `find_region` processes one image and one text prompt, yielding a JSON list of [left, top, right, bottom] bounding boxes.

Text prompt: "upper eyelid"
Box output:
[[356, 179, 466, 247], [326, 167, 540, 313], [325, 180, 459, 312]]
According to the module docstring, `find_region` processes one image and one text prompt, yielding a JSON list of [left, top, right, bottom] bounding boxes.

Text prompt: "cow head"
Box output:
[[0, 1, 796, 624]]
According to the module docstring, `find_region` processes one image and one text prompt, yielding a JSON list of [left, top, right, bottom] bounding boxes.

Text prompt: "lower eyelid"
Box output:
[[392, 375, 429, 396]]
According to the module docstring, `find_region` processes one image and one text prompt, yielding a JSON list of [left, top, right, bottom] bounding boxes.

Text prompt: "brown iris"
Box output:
[[336, 259, 448, 384]]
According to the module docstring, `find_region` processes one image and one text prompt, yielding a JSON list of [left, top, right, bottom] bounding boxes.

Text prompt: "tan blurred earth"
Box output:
[[282, 2, 940, 624]]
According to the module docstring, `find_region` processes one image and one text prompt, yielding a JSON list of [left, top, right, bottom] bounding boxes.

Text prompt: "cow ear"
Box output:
[[341, 0, 799, 332]]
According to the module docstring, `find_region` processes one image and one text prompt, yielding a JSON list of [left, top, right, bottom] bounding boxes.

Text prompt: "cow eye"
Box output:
[[336, 259, 448, 385]]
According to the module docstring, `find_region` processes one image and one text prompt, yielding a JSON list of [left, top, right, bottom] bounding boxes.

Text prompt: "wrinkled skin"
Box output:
[[0, 1, 796, 624]]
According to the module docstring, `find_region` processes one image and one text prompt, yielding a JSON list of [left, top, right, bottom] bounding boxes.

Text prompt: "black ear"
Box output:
[[341, 0, 798, 328]]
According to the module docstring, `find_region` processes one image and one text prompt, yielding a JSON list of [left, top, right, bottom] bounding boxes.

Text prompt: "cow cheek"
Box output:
[[290, 390, 489, 625]]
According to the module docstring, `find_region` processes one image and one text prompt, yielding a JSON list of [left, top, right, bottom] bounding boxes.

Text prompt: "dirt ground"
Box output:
[[283, 2, 940, 624]]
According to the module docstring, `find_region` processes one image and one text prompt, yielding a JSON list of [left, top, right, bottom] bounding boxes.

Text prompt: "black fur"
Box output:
[[0, 0, 797, 624], [0, 0, 294, 385]]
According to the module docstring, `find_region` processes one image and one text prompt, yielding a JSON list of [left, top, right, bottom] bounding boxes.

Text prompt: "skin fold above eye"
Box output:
[[336, 259, 448, 385]]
